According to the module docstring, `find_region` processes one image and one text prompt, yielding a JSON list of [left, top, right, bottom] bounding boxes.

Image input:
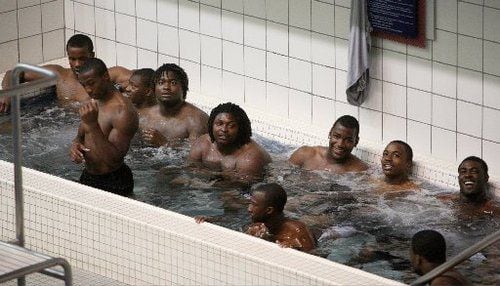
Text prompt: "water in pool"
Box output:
[[0, 105, 498, 285]]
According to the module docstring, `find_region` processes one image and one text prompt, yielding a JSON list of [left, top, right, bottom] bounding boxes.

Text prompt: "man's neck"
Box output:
[[460, 190, 488, 204], [264, 213, 286, 235], [159, 100, 185, 116]]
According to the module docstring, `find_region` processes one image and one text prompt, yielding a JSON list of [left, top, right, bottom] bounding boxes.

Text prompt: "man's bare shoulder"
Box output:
[[242, 140, 271, 161], [180, 102, 209, 117], [347, 154, 369, 171], [290, 145, 325, 164]]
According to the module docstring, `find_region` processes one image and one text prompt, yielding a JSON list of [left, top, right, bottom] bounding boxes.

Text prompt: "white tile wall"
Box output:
[[3, 0, 500, 178]]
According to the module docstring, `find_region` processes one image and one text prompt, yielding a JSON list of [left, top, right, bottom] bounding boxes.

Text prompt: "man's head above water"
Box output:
[[248, 183, 287, 223], [328, 115, 360, 162], [66, 34, 95, 76], [381, 140, 413, 184], [208, 102, 252, 149], [458, 156, 489, 202]]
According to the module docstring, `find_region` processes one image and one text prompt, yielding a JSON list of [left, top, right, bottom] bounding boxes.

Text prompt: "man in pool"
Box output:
[[189, 102, 271, 184], [0, 34, 95, 112], [410, 230, 469, 286], [123, 68, 156, 111], [289, 115, 368, 173], [69, 58, 138, 196], [195, 183, 315, 252], [138, 63, 208, 147], [377, 140, 418, 192]]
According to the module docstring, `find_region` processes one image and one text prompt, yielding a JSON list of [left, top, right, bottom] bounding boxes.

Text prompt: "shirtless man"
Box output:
[[139, 63, 208, 147], [289, 115, 368, 173], [69, 58, 138, 196], [189, 102, 271, 184], [377, 140, 418, 192], [0, 34, 94, 112], [246, 183, 316, 252], [123, 68, 156, 111], [108, 65, 133, 92], [410, 230, 469, 286]]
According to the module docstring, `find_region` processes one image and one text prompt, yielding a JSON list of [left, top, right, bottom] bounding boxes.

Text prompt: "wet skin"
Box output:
[[381, 142, 411, 185], [458, 160, 489, 200]]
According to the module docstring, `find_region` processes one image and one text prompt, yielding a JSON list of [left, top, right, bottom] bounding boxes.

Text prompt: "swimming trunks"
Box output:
[[79, 164, 134, 196]]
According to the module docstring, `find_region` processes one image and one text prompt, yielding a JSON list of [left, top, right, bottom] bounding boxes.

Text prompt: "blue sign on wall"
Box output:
[[368, 0, 418, 38]]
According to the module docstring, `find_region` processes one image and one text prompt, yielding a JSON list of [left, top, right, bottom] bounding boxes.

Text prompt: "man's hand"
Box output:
[[79, 100, 99, 128], [142, 128, 167, 147], [70, 142, 90, 164], [194, 216, 212, 224], [0, 97, 11, 113]]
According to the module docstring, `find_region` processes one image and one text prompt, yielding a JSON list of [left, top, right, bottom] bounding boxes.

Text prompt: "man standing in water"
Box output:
[[289, 115, 368, 173], [139, 63, 208, 147], [0, 34, 95, 111], [70, 58, 138, 196], [410, 230, 469, 286], [189, 102, 271, 184], [246, 183, 316, 252], [123, 68, 157, 111]]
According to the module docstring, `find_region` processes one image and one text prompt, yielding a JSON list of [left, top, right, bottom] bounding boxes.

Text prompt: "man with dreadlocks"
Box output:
[[138, 63, 208, 147], [189, 102, 271, 183]]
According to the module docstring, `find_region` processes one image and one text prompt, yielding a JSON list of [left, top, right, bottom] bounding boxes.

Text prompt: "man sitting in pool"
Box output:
[[138, 63, 208, 147], [123, 68, 157, 112], [196, 183, 316, 252], [410, 230, 469, 286], [376, 140, 418, 192], [289, 115, 368, 173], [0, 34, 95, 112], [189, 102, 271, 184], [70, 58, 138, 196]]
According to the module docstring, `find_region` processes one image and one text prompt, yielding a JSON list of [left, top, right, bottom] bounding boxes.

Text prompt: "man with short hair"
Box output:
[[289, 115, 368, 173], [377, 140, 418, 192], [410, 230, 469, 286], [246, 183, 316, 252], [69, 58, 138, 196], [1, 34, 95, 112], [123, 68, 156, 111], [189, 102, 271, 184], [139, 63, 208, 147]]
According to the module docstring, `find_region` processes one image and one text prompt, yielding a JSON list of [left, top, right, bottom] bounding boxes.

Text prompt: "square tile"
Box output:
[[0, 41, 18, 72], [116, 43, 137, 69], [433, 62, 457, 98], [245, 77, 266, 109], [484, 7, 500, 43], [432, 94, 456, 131], [361, 78, 382, 111], [383, 50, 406, 85], [290, 0, 310, 29], [335, 38, 348, 70], [407, 88, 431, 124], [222, 11, 243, 44], [436, 0, 457, 32], [266, 82, 288, 118], [458, 2, 483, 37], [484, 74, 500, 110], [201, 35, 222, 68], [266, 0, 288, 24], [312, 1, 335, 36], [267, 22, 288, 55], [334, 5, 350, 39], [432, 127, 456, 162], [289, 27, 311, 61], [43, 29, 64, 61], [95, 8, 115, 40], [222, 0, 243, 13], [457, 68, 482, 104], [382, 82, 406, 117], [312, 64, 335, 99], [20, 34, 43, 64], [158, 24, 179, 57], [116, 14, 136, 46], [244, 0, 265, 18], [201, 0, 221, 8], [179, 0, 200, 32], [457, 134, 482, 162], [312, 96, 336, 130], [458, 35, 482, 71], [267, 52, 288, 86], [138, 48, 158, 68], [64, 0, 74, 29], [223, 41, 244, 74], [18, 0, 40, 9], [289, 89, 312, 124], [137, 19, 157, 51], [19, 5, 42, 38], [244, 16, 265, 49], [222, 71, 244, 104], [0, 0, 16, 13], [42, 0, 64, 32], [311, 32, 335, 67], [201, 65, 222, 97], [137, 0, 156, 21], [158, 0, 178, 26], [370, 47, 382, 80], [200, 4, 221, 38], [483, 107, 500, 142], [484, 41, 500, 76], [335, 69, 347, 102], [407, 120, 431, 155], [407, 56, 431, 91], [180, 60, 200, 93], [289, 58, 311, 92], [359, 108, 382, 143], [96, 37, 117, 66], [244, 46, 265, 80], [382, 113, 406, 144], [116, 0, 135, 15], [179, 30, 200, 63], [433, 30, 457, 65], [457, 101, 482, 137], [483, 140, 500, 177], [95, 0, 114, 10], [0, 11, 17, 43]]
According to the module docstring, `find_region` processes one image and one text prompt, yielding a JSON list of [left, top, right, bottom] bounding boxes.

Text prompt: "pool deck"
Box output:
[[3, 266, 129, 286]]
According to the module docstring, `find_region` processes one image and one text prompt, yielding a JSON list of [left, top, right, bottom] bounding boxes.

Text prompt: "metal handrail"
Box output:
[[411, 229, 500, 286], [0, 63, 58, 248]]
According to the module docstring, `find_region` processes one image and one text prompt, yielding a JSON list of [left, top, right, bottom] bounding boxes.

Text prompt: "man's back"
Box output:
[[431, 269, 470, 286]]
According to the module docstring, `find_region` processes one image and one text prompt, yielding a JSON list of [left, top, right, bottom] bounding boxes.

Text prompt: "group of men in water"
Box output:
[[1, 34, 497, 285]]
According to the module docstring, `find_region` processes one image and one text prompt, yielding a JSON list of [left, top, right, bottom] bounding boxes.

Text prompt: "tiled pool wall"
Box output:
[[0, 161, 405, 285], [1, 0, 500, 182]]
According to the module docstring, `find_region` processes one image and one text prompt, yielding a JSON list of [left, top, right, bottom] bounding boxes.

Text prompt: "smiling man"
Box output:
[[1, 34, 95, 112], [189, 102, 271, 184], [138, 63, 208, 147], [289, 115, 368, 173], [377, 140, 418, 192], [70, 58, 138, 196]]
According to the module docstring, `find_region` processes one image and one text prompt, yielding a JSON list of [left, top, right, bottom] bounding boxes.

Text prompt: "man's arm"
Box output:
[[188, 135, 209, 163], [69, 124, 88, 164], [234, 144, 271, 182], [289, 146, 312, 167], [187, 110, 209, 142]]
